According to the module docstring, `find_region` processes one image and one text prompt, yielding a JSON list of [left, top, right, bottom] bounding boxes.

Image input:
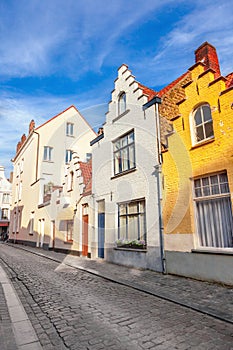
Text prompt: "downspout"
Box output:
[[154, 101, 167, 274], [32, 130, 40, 184], [143, 96, 166, 274]]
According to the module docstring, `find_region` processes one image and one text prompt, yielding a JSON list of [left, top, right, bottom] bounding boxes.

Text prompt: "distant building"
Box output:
[[160, 42, 233, 285], [0, 166, 11, 239], [9, 106, 96, 248]]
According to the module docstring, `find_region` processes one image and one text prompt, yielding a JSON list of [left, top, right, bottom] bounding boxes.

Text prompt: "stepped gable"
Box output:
[[225, 73, 233, 89], [137, 82, 157, 101], [79, 159, 92, 196]]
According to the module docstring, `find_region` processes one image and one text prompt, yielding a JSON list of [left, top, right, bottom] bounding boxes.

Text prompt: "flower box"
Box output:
[[115, 239, 146, 250]]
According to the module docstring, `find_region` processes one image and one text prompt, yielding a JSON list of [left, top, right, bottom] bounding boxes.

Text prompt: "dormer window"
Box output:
[[191, 104, 214, 145], [118, 92, 126, 115]]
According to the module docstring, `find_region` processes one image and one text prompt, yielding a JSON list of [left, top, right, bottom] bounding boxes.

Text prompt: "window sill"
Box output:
[[112, 109, 130, 123], [64, 240, 73, 244], [192, 247, 233, 256], [114, 247, 147, 252], [43, 160, 54, 163], [190, 137, 215, 150], [111, 167, 136, 179]]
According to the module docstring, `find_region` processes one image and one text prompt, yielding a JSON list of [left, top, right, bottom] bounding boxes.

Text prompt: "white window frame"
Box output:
[[66, 122, 74, 136], [193, 172, 233, 248], [118, 92, 126, 115], [66, 220, 73, 242], [190, 104, 214, 146], [1, 208, 9, 220], [66, 150, 73, 164], [113, 130, 135, 175], [2, 193, 10, 204], [43, 146, 53, 161], [118, 199, 146, 242]]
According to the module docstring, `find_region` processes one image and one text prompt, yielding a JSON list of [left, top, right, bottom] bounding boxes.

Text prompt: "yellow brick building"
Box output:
[[160, 42, 233, 285]]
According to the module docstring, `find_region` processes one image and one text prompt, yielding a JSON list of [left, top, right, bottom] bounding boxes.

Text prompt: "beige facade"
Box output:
[[9, 105, 96, 248]]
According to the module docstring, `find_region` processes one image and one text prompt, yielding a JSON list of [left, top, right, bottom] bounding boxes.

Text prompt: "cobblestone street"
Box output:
[[0, 244, 232, 350]]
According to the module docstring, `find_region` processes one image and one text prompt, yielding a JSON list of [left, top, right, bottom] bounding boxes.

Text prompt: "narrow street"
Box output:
[[0, 244, 232, 350]]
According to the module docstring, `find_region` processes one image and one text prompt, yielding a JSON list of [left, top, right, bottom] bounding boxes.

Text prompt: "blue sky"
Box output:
[[0, 0, 233, 177]]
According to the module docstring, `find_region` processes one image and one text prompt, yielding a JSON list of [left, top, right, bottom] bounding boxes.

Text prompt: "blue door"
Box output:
[[98, 213, 105, 258]]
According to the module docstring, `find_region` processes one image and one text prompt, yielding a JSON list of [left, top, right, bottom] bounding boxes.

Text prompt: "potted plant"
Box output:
[[115, 238, 146, 249]]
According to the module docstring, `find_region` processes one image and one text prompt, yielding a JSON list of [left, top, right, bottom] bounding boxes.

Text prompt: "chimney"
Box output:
[[195, 42, 221, 78], [97, 127, 104, 135], [21, 134, 26, 143], [16, 141, 22, 153], [29, 119, 35, 134]]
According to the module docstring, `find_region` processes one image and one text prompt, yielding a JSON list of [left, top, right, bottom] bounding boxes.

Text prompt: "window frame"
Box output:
[[193, 172, 233, 248], [65, 149, 73, 164], [43, 146, 53, 162], [191, 104, 214, 145], [118, 92, 126, 116], [66, 122, 74, 136], [113, 130, 135, 176], [118, 199, 146, 243], [1, 208, 9, 220], [2, 193, 10, 204]]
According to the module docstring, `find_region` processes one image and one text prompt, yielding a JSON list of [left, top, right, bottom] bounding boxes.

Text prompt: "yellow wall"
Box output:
[[162, 63, 233, 250]]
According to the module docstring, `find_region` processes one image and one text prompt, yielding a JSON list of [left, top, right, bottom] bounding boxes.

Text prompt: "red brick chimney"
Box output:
[[29, 119, 35, 134], [195, 42, 221, 78]]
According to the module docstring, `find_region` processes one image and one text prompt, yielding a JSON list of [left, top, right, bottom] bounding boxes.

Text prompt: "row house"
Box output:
[[160, 42, 233, 285], [0, 166, 11, 239], [91, 65, 164, 271], [9, 106, 96, 247]]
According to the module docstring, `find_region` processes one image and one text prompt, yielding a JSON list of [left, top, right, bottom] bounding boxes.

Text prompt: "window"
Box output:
[[66, 220, 73, 241], [66, 150, 73, 164], [29, 212, 34, 235], [43, 146, 53, 161], [66, 123, 74, 136], [1, 208, 9, 220], [118, 199, 146, 242], [194, 172, 233, 248], [113, 131, 135, 175], [118, 92, 126, 115], [67, 171, 74, 191], [2, 193, 10, 204], [86, 153, 92, 162], [18, 181, 22, 201], [192, 104, 214, 144]]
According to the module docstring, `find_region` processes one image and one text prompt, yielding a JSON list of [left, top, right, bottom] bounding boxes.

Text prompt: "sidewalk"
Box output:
[[7, 243, 233, 325], [0, 247, 42, 350]]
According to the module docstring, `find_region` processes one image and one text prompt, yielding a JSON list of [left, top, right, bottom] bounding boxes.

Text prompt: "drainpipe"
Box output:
[[32, 130, 40, 184], [154, 102, 166, 274], [143, 96, 166, 274]]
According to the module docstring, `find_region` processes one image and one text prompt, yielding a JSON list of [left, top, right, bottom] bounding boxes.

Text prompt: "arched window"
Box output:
[[118, 92, 126, 115], [192, 104, 214, 144]]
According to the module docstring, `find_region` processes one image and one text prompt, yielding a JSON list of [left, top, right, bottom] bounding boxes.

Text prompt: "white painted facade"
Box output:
[[0, 166, 12, 239], [9, 106, 96, 248], [91, 65, 163, 271]]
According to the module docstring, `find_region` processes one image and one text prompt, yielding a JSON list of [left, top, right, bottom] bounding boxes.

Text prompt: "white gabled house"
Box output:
[[9, 105, 96, 248], [91, 65, 164, 271], [0, 166, 12, 240]]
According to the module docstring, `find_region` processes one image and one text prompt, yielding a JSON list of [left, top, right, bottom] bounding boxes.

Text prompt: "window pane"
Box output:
[[128, 215, 138, 240], [202, 105, 212, 122], [205, 121, 214, 138], [128, 202, 138, 214], [114, 152, 121, 174], [202, 177, 209, 186], [139, 213, 145, 240], [119, 216, 127, 237], [119, 204, 126, 215], [195, 188, 202, 197], [210, 176, 218, 184], [122, 148, 128, 172], [128, 132, 134, 144], [114, 140, 120, 151], [121, 136, 127, 147], [219, 173, 228, 183], [220, 183, 230, 194], [194, 179, 201, 188], [196, 126, 204, 141], [194, 109, 202, 126], [211, 185, 220, 195], [129, 144, 135, 169]]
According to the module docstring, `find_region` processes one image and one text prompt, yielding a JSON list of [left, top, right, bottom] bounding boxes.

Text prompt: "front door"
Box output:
[[82, 214, 88, 256], [98, 200, 105, 258]]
